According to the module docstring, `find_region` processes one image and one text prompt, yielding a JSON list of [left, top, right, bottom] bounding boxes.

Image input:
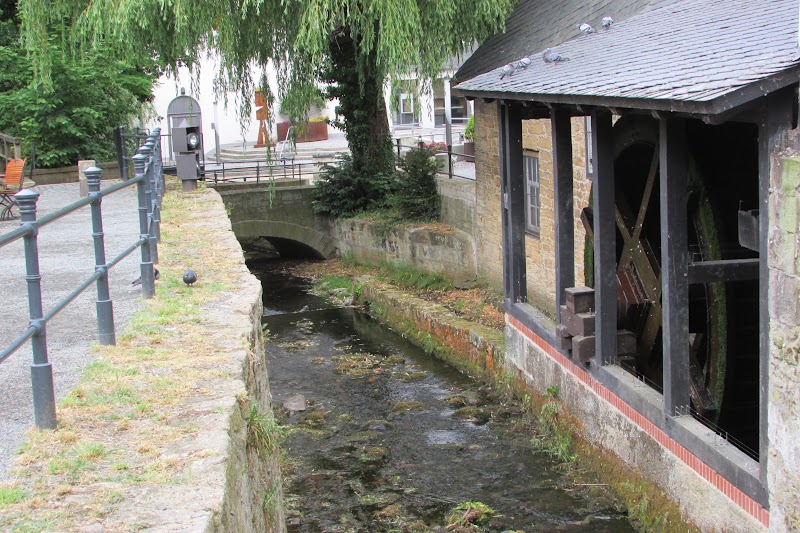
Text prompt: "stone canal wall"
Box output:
[[768, 156, 800, 530]]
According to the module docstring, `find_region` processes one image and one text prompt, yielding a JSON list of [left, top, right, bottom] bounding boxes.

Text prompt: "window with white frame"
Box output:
[[524, 152, 540, 237]]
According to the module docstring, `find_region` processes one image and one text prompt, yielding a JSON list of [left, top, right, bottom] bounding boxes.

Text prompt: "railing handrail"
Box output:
[[0, 127, 165, 430]]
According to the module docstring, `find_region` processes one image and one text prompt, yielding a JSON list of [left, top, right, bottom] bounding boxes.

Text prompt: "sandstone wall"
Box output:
[[473, 101, 592, 316], [767, 156, 800, 531]]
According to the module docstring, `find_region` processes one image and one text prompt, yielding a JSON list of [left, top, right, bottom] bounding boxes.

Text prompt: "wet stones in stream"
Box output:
[[259, 266, 635, 532]]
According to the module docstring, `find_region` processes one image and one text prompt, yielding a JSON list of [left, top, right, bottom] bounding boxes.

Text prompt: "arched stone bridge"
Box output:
[[215, 184, 337, 259], [215, 181, 478, 284]]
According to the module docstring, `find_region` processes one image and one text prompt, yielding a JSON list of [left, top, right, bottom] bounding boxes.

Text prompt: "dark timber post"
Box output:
[[551, 107, 574, 323], [500, 101, 527, 304], [660, 117, 690, 418], [590, 109, 616, 365]]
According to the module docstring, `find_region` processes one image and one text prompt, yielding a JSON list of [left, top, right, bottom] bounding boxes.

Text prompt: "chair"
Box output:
[[0, 158, 26, 220]]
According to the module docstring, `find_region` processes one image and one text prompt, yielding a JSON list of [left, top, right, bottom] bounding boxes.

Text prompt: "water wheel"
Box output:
[[582, 116, 729, 422]]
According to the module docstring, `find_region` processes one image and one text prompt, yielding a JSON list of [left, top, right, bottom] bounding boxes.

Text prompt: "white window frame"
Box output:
[[524, 151, 540, 237]]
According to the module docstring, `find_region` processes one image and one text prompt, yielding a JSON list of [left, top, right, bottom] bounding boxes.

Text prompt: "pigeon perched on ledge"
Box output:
[[543, 48, 570, 64], [183, 268, 197, 286], [578, 22, 595, 34], [602, 17, 614, 29]]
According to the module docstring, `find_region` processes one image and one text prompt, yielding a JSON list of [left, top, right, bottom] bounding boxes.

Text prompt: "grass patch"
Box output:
[[378, 262, 452, 291], [0, 485, 26, 506], [529, 386, 577, 464], [247, 401, 283, 457]]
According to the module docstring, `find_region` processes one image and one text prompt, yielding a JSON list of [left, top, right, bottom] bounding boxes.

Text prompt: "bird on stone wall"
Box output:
[[602, 17, 614, 29], [183, 268, 198, 286], [578, 22, 595, 34]]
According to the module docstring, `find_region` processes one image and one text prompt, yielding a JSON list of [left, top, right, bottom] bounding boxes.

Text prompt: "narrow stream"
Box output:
[[254, 261, 635, 532]]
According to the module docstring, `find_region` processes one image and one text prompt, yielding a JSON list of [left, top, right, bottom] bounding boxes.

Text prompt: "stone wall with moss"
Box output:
[[768, 156, 800, 531]]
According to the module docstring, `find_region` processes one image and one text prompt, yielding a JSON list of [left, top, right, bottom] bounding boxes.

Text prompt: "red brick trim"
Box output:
[[507, 314, 770, 527]]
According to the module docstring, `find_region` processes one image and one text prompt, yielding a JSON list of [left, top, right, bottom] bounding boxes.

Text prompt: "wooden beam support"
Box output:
[[687, 258, 760, 284], [590, 109, 616, 365], [552, 107, 575, 324], [660, 116, 690, 418], [500, 101, 527, 304]]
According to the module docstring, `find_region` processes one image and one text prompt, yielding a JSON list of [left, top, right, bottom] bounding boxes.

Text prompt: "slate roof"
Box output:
[[455, 0, 800, 115], [454, 0, 663, 83]]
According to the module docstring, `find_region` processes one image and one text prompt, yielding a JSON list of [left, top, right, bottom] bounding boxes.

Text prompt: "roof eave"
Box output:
[[455, 64, 800, 118]]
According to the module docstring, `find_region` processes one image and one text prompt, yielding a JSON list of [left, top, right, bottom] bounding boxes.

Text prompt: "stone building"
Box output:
[[454, 0, 800, 530]]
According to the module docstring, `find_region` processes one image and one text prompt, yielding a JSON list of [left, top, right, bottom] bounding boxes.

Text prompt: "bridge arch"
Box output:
[[217, 184, 338, 259]]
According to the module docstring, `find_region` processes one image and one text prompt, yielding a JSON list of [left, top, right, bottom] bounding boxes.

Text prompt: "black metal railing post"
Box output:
[[396, 138, 401, 158], [447, 143, 453, 179], [16, 189, 57, 429], [133, 154, 155, 299], [85, 166, 116, 346]]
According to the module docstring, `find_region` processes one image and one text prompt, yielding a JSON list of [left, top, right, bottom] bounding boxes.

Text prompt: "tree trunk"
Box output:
[[324, 26, 394, 178]]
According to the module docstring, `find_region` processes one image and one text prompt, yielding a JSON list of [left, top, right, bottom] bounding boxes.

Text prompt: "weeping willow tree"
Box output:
[[19, 0, 514, 181]]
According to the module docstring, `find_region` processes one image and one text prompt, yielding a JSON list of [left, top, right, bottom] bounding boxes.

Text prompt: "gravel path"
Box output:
[[0, 182, 145, 480]]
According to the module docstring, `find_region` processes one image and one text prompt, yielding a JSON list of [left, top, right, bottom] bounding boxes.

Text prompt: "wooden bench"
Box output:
[[0, 158, 26, 220]]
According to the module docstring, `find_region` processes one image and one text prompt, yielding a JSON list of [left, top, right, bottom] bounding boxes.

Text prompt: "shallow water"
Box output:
[[254, 263, 635, 532]]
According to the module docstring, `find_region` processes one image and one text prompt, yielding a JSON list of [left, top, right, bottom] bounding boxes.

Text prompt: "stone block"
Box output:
[[556, 333, 572, 352], [572, 334, 595, 362], [560, 305, 595, 336], [780, 156, 800, 194], [78, 159, 95, 197], [565, 286, 595, 313], [778, 195, 798, 234]]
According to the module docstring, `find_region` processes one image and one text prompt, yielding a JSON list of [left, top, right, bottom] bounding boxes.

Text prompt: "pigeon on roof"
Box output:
[[515, 57, 532, 69], [578, 23, 595, 34], [500, 63, 516, 78], [542, 48, 569, 63], [602, 17, 614, 29]]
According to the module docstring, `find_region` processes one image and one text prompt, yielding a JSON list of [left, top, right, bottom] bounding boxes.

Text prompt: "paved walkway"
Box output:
[[0, 182, 144, 480]]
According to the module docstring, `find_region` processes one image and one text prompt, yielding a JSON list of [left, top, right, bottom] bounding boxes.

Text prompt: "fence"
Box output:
[[394, 138, 475, 181], [0, 128, 165, 430]]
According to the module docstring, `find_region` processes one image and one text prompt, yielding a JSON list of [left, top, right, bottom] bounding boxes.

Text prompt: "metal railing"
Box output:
[[201, 158, 325, 185], [394, 138, 476, 181], [0, 128, 165, 429]]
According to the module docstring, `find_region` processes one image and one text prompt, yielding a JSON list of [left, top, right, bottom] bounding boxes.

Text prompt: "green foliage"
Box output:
[[530, 394, 576, 464], [447, 501, 496, 528], [393, 146, 441, 221], [21, 0, 514, 180], [464, 115, 475, 141], [313, 154, 396, 218], [247, 402, 282, 458], [0, 19, 155, 167]]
